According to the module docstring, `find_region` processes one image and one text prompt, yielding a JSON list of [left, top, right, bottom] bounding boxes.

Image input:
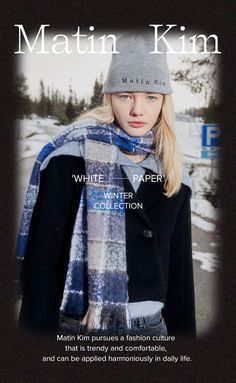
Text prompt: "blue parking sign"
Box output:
[[201, 124, 221, 159]]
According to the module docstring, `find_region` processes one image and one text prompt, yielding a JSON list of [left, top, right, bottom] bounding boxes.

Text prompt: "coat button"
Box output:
[[143, 229, 154, 238]]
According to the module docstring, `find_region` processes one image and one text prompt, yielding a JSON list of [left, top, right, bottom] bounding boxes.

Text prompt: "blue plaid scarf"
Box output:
[[16, 119, 155, 330]]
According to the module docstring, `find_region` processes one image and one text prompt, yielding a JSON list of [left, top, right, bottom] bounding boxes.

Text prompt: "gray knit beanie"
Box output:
[[102, 33, 172, 94]]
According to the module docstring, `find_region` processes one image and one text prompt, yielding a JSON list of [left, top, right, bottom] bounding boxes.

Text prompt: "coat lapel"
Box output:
[[137, 168, 164, 210], [120, 167, 163, 226]]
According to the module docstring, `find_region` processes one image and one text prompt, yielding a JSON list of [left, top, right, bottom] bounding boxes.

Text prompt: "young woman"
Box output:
[[16, 33, 196, 337]]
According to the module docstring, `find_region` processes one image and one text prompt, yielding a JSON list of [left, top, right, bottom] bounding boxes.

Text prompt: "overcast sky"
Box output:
[[16, 29, 210, 112]]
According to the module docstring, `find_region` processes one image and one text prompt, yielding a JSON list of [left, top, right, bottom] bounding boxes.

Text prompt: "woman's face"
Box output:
[[111, 92, 163, 137]]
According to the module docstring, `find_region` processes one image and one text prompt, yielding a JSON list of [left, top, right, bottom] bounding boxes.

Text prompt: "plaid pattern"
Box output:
[[16, 119, 155, 330]]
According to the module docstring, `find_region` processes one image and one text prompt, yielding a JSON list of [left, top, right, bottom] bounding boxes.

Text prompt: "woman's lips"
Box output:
[[128, 121, 145, 128]]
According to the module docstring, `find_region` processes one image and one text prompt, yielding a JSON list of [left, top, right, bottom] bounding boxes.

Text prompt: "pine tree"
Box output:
[[13, 73, 32, 118], [65, 84, 76, 123], [46, 86, 52, 116], [90, 77, 103, 109], [38, 80, 47, 117], [76, 98, 88, 117]]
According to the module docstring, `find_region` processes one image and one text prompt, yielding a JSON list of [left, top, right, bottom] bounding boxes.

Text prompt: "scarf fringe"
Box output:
[[81, 303, 131, 330]]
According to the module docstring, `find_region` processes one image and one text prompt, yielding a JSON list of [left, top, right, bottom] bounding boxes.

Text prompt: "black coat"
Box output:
[[20, 155, 196, 336]]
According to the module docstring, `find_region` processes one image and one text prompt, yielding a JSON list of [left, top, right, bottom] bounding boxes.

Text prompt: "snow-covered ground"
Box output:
[[175, 118, 220, 273], [15, 116, 67, 159], [192, 251, 220, 273], [16, 115, 220, 273]]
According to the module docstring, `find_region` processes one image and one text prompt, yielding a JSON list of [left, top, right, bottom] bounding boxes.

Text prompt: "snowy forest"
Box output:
[[13, 73, 104, 124]]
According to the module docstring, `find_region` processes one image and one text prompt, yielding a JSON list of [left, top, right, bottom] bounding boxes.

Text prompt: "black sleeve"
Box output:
[[19, 155, 85, 334], [163, 186, 196, 337]]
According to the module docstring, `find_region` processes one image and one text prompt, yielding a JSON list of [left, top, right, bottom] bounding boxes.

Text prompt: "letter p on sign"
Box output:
[[202, 124, 221, 147]]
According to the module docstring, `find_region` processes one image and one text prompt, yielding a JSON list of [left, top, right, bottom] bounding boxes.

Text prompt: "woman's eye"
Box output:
[[146, 96, 157, 101], [119, 94, 132, 100]]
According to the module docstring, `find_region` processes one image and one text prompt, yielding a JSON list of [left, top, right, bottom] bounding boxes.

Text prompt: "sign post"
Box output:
[[201, 124, 221, 179]]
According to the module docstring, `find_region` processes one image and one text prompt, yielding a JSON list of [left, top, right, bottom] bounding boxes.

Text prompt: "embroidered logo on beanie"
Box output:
[[103, 33, 172, 94]]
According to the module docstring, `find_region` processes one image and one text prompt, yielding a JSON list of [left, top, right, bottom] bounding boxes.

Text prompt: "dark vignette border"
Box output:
[[0, 1, 236, 382]]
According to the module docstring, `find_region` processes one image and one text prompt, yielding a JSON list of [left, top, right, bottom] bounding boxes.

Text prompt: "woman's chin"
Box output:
[[122, 126, 151, 137]]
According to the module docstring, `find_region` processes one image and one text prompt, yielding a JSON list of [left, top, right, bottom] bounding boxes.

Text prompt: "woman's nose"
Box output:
[[130, 99, 144, 116]]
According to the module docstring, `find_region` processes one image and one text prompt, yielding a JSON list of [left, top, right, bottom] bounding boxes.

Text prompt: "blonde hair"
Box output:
[[77, 94, 182, 197]]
